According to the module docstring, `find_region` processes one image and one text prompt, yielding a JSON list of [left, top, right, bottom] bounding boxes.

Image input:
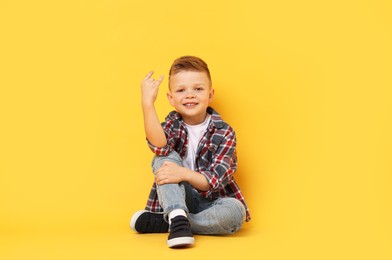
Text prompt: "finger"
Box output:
[[155, 176, 165, 185], [144, 71, 154, 80], [156, 75, 164, 84], [156, 169, 166, 178]]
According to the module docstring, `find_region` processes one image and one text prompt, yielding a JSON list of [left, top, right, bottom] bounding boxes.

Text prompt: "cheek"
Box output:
[[173, 96, 182, 102], [200, 94, 210, 102], [171, 96, 183, 106]]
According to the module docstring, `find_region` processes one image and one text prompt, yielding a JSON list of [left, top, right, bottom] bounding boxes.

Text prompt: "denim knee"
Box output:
[[216, 197, 246, 233], [151, 151, 182, 174]]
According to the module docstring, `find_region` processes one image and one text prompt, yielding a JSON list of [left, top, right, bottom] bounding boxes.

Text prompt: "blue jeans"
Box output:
[[152, 151, 246, 235]]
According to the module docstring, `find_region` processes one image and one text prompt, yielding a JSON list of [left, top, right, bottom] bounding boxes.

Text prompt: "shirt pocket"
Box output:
[[203, 142, 218, 164]]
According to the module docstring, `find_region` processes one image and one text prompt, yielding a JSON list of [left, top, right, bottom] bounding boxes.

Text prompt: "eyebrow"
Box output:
[[174, 83, 205, 88]]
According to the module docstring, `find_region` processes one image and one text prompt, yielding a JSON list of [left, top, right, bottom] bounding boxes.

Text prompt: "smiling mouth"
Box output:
[[183, 102, 198, 107]]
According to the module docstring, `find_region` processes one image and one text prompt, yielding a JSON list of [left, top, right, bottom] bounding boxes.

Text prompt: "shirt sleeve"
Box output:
[[199, 129, 237, 197]]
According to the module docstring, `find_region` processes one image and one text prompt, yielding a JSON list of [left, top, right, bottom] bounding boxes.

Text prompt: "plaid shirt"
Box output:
[[145, 107, 251, 222]]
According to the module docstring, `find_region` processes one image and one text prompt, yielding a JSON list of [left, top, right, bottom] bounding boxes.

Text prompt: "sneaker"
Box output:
[[167, 216, 194, 248], [130, 210, 169, 233]]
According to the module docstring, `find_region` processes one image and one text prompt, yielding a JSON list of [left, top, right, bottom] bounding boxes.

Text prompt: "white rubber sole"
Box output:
[[167, 236, 195, 248]]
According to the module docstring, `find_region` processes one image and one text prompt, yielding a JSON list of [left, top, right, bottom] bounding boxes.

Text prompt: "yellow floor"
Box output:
[[1, 222, 391, 260], [1, 226, 256, 260]]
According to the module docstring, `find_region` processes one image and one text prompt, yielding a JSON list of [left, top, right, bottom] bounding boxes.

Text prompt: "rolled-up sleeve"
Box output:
[[147, 140, 172, 156]]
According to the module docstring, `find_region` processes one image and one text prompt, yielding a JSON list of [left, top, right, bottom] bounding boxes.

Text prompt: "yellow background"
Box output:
[[1, 0, 391, 259]]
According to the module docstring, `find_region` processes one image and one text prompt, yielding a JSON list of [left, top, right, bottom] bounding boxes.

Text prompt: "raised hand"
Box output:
[[141, 71, 164, 106]]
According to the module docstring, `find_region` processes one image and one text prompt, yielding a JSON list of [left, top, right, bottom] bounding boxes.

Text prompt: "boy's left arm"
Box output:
[[155, 162, 210, 191], [155, 129, 237, 192]]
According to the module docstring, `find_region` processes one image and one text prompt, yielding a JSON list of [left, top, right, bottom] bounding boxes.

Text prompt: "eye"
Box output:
[[176, 89, 185, 93], [195, 87, 204, 91]]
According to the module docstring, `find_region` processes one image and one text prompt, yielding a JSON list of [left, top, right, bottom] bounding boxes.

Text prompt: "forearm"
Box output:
[[182, 167, 211, 192], [142, 103, 167, 147]]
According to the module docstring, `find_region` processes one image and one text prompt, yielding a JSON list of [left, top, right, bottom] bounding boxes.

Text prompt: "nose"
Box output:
[[185, 89, 195, 98]]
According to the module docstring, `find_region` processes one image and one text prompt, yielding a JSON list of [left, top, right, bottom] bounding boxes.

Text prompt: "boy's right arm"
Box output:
[[141, 71, 167, 148]]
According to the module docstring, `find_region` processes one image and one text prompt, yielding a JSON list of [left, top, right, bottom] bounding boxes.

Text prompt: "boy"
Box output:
[[130, 56, 250, 248]]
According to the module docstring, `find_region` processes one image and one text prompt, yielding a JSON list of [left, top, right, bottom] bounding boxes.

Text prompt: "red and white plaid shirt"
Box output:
[[144, 107, 250, 222]]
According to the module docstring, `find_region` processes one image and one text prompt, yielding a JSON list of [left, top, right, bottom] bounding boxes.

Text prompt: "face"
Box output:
[[168, 70, 214, 125]]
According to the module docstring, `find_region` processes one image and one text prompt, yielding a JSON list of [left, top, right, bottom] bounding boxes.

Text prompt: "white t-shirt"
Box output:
[[182, 114, 211, 171]]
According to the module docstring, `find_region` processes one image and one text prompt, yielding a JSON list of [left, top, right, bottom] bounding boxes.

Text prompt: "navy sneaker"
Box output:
[[130, 210, 169, 233], [167, 216, 194, 248]]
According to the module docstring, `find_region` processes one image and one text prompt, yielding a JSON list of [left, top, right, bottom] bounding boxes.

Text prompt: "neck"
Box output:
[[182, 112, 208, 125]]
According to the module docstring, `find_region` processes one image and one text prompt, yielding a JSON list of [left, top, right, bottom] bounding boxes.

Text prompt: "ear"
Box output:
[[167, 92, 175, 107], [209, 88, 215, 103]]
